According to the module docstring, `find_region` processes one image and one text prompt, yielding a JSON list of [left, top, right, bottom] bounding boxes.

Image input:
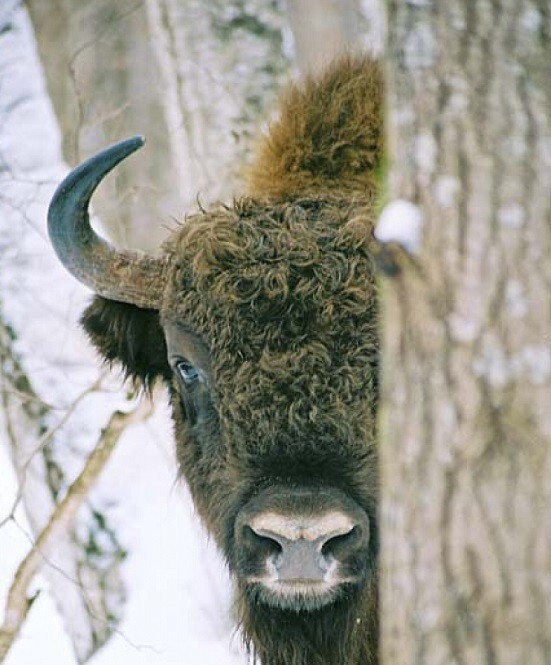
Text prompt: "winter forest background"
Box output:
[[2, 0, 551, 664], [0, 1, 383, 663]]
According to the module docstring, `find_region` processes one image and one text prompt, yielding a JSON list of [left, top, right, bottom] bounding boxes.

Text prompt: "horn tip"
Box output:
[[126, 135, 146, 152]]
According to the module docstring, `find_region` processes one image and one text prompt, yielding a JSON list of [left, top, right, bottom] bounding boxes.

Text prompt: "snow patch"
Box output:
[[497, 203, 525, 228], [521, 7, 542, 31], [375, 199, 424, 254]]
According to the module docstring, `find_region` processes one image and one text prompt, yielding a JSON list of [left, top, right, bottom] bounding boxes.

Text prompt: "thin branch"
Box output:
[[0, 364, 107, 531], [9, 516, 162, 657], [0, 396, 154, 661], [20, 375, 105, 466]]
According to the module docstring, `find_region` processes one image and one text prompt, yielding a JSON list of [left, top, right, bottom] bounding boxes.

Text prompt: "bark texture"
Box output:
[[286, 0, 385, 76], [381, 2, 551, 663], [144, 0, 289, 206]]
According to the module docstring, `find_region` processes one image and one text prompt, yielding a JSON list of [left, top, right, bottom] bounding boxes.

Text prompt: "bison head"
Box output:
[[48, 57, 382, 665]]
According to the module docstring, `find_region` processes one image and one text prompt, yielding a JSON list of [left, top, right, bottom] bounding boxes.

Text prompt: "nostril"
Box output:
[[243, 525, 283, 558], [321, 525, 360, 558]]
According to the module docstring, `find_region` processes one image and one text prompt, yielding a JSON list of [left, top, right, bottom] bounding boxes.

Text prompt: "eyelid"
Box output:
[[165, 326, 212, 375], [178, 359, 197, 374], [173, 358, 209, 387]]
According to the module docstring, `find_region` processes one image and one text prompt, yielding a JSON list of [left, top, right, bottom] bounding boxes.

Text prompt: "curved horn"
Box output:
[[48, 136, 166, 309]]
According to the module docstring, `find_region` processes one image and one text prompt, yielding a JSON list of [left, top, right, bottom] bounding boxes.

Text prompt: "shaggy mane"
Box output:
[[247, 55, 383, 203]]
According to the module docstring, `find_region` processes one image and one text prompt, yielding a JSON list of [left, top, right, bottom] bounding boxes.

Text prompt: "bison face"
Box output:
[[154, 198, 379, 617], [48, 136, 380, 662], [163, 317, 376, 614]]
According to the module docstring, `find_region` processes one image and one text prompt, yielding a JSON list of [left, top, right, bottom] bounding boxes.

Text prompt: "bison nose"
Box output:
[[245, 512, 362, 581]]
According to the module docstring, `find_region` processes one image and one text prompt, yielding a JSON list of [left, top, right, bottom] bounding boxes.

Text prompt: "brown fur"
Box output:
[[247, 55, 383, 202], [238, 576, 378, 665], [81, 55, 383, 665]]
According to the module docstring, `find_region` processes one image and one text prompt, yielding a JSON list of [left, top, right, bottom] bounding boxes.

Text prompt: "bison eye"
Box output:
[[175, 360, 199, 385]]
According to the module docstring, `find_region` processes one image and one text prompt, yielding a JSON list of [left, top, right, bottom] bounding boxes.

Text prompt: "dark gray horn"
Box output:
[[48, 136, 166, 309]]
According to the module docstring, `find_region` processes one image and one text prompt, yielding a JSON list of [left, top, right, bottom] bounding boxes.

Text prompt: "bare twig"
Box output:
[[0, 397, 153, 661], [0, 319, 107, 530], [19, 375, 105, 466], [0, 374, 102, 529]]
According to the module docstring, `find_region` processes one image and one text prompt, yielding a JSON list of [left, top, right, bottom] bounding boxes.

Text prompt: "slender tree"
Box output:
[[379, 1, 551, 662], [286, 0, 367, 75], [25, 0, 177, 251], [144, 0, 289, 205]]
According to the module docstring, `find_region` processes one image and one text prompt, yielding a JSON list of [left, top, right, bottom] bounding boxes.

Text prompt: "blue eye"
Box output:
[[176, 360, 199, 385], [173, 359, 210, 426]]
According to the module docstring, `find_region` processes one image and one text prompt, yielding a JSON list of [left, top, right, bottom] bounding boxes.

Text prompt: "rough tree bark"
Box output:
[[380, 2, 551, 663]]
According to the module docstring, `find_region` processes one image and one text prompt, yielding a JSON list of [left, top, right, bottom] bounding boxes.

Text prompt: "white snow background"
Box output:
[[0, 5, 246, 664]]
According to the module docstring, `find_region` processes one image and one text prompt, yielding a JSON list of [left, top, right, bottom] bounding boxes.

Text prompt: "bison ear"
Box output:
[[81, 296, 171, 390]]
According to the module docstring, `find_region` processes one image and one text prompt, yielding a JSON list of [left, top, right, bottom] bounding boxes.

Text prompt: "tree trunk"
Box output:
[[286, 0, 364, 75], [286, 0, 385, 76], [144, 0, 289, 206], [380, 2, 551, 663]]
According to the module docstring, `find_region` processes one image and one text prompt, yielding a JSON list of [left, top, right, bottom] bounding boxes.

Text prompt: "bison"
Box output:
[[48, 55, 383, 665]]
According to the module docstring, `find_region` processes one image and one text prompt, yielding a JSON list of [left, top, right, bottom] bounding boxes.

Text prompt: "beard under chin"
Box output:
[[235, 578, 378, 665]]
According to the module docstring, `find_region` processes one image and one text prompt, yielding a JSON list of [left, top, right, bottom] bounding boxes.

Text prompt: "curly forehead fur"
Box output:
[[166, 197, 377, 332], [161, 54, 382, 451], [161, 196, 379, 457]]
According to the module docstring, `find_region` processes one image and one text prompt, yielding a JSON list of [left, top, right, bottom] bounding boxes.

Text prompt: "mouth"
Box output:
[[247, 577, 355, 612]]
